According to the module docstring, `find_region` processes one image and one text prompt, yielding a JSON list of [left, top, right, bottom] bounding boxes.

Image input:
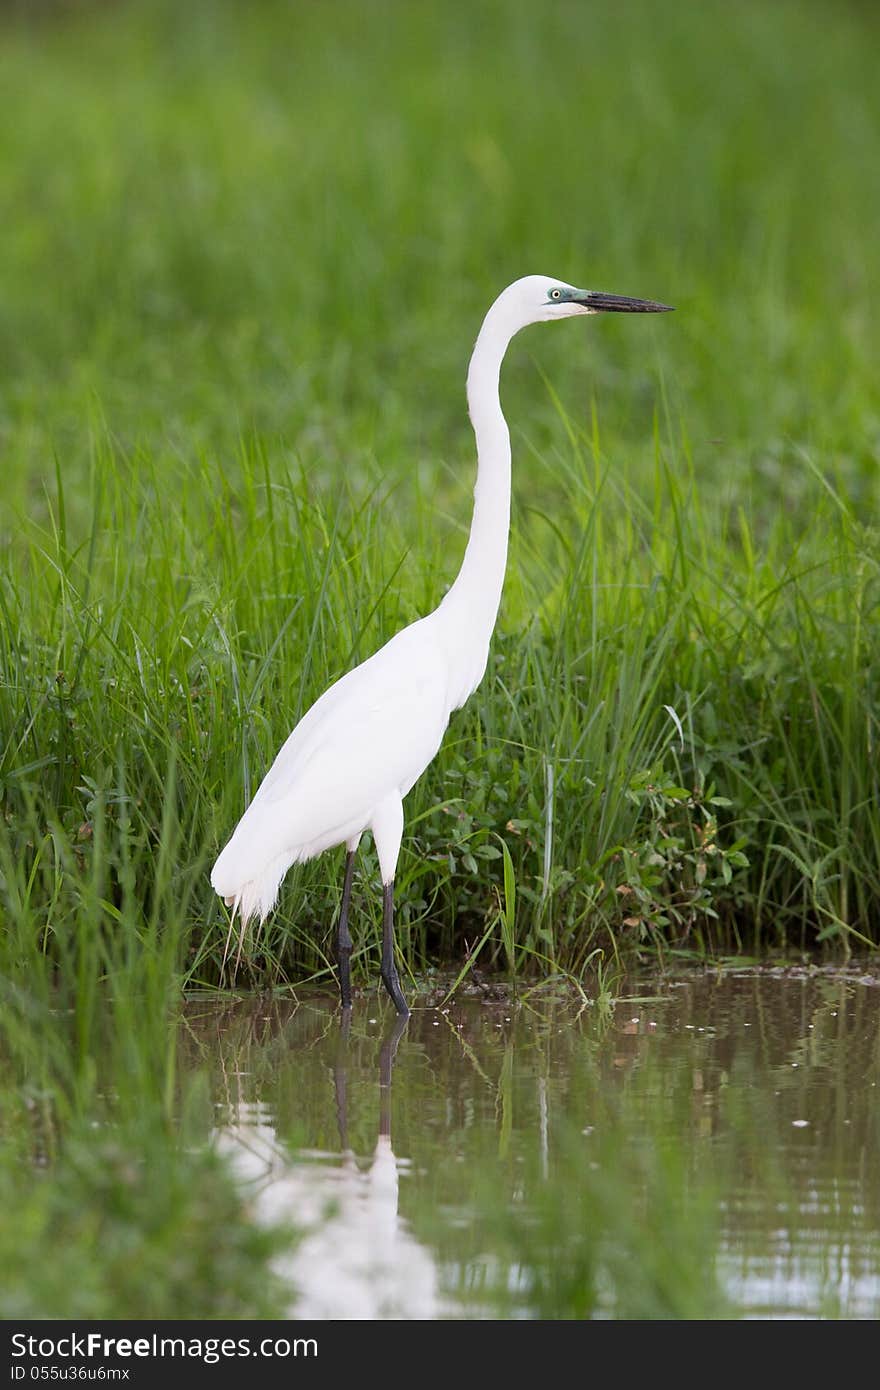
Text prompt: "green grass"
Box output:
[[0, 1111, 288, 1319], [2, 0, 879, 1006]]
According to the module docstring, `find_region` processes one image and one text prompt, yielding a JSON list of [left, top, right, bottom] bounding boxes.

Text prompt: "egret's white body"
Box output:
[[211, 275, 672, 1012], [213, 616, 450, 918]]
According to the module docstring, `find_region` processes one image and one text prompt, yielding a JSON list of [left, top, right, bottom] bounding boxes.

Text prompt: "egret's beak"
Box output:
[[573, 290, 674, 313]]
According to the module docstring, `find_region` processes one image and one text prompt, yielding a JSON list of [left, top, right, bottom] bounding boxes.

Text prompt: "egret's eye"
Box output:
[[549, 288, 562, 301]]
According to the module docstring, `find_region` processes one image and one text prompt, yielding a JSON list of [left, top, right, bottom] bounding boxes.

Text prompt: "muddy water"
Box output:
[[181, 966, 880, 1319]]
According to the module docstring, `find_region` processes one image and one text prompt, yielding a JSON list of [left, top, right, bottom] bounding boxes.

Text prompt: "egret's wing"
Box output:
[[217, 622, 450, 876]]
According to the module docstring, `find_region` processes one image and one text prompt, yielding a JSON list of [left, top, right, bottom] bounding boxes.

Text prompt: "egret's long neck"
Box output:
[[436, 305, 516, 701]]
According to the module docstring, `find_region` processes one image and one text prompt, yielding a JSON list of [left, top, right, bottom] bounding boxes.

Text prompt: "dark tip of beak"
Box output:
[[576, 292, 674, 313]]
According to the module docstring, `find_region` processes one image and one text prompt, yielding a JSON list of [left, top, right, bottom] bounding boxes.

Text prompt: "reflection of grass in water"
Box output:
[[425, 1054, 729, 1319], [717, 1039, 880, 1320], [443, 1128, 727, 1319]]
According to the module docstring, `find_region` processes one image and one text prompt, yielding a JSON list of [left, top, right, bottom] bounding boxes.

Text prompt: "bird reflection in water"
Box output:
[[215, 1012, 437, 1318]]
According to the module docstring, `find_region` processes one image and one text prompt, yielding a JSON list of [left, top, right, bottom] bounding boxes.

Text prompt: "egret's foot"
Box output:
[[379, 880, 409, 1016], [380, 963, 410, 1018]]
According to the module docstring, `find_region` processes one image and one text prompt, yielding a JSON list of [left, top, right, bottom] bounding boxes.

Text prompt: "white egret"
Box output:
[[211, 275, 673, 1014]]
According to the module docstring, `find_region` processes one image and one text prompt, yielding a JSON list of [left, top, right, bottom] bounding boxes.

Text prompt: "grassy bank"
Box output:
[[2, 0, 879, 1005]]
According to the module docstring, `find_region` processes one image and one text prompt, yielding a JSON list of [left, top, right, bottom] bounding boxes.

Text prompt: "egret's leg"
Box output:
[[380, 883, 410, 1017], [372, 795, 409, 1018], [336, 847, 358, 1010]]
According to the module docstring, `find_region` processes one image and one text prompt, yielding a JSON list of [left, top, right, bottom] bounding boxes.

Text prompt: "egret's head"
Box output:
[[492, 275, 673, 333], [535, 275, 673, 322]]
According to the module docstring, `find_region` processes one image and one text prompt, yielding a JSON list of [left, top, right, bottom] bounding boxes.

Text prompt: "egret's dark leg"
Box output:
[[380, 882, 410, 1017], [336, 849, 357, 1010]]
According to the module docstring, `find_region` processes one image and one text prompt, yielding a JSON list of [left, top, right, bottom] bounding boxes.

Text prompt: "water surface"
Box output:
[[181, 965, 880, 1318]]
